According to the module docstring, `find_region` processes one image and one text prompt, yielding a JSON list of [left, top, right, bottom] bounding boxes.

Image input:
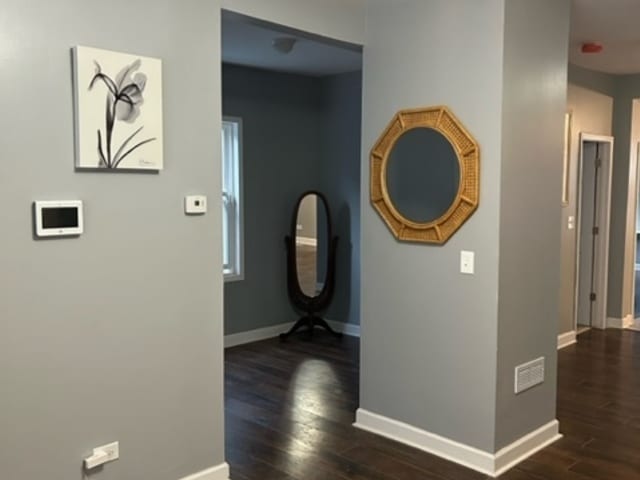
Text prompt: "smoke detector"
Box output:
[[581, 42, 603, 54]]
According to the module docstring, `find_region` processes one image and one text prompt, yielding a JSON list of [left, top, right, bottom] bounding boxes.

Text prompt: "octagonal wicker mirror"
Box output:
[[370, 106, 480, 244]]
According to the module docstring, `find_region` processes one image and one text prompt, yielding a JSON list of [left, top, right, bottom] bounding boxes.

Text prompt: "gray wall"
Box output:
[[495, 0, 570, 449], [222, 65, 362, 335], [0, 1, 225, 479], [360, 0, 568, 454], [566, 66, 640, 323], [360, 0, 505, 452], [320, 71, 363, 327], [222, 64, 324, 335], [558, 84, 613, 334], [609, 74, 640, 320], [568, 64, 617, 97], [222, 0, 366, 46]]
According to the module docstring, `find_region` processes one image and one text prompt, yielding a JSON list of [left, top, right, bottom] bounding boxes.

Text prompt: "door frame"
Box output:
[[630, 143, 640, 330], [573, 133, 614, 331]]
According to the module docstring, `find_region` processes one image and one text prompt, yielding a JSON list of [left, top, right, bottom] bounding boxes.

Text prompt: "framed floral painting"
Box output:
[[72, 46, 163, 170]]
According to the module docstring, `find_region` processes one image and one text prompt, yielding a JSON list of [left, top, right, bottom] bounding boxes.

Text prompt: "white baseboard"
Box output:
[[629, 318, 640, 331], [354, 409, 560, 477], [327, 319, 361, 337], [606, 314, 633, 329], [557, 330, 577, 350], [493, 420, 562, 476], [178, 463, 229, 480], [224, 322, 293, 348], [224, 320, 361, 348]]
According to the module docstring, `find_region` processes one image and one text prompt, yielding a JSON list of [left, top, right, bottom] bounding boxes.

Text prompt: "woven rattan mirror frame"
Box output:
[[370, 106, 480, 244]]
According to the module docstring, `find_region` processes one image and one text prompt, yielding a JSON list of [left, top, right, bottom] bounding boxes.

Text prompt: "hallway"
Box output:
[[224, 330, 640, 479]]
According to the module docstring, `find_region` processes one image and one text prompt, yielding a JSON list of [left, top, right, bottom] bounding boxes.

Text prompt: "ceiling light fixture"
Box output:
[[272, 37, 297, 54]]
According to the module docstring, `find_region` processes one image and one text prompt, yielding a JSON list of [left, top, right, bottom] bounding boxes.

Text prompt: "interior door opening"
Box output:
[[574, 134, 613, 333], [220, 9, 364, 478]]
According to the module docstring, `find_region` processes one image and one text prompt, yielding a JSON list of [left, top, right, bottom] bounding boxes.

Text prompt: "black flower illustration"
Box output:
[[89, 59, 156, 168]]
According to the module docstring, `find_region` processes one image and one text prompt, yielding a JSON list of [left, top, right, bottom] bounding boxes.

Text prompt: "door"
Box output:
[[577, 142, 600, 327], [574, 134, 613, 331]]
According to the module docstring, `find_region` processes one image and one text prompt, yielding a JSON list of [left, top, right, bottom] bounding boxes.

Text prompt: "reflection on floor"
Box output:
[[225, 329, 640, 479]]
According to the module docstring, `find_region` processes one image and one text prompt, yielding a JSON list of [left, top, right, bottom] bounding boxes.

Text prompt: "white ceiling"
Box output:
[[570, 0, 640, 74], [224, 2, 640, 77], [221, 11, 362, 77]]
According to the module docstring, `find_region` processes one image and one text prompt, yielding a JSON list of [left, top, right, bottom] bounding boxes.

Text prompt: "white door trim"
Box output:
[[630, 142, 640, 324], [573, 133, 614, 331]]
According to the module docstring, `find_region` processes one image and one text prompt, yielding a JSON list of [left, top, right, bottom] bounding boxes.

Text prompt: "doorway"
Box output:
[[220, 9, 364, 478], [574, 134, 613, 332]]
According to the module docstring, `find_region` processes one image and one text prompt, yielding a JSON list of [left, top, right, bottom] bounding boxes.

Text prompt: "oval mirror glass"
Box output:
[[295, 194, 328, 298], [385, 127, 460, 223]]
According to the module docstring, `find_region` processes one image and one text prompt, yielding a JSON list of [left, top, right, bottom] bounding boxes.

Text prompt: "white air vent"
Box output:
[[514, 357, 545, 394]]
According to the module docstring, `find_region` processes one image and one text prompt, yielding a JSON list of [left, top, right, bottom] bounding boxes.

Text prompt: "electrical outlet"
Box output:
[[102, 442, 119, 462], [84, 441, 119, 470]]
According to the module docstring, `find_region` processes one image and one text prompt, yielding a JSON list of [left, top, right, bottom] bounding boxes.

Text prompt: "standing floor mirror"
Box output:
[[281, 191, 342, 340]]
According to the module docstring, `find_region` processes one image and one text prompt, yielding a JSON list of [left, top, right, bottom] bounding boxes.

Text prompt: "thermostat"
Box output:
[[34, 200, 83, 237]]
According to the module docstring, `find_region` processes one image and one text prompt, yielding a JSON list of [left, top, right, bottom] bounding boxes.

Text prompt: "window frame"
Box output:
[[222, 116, 244, 282]]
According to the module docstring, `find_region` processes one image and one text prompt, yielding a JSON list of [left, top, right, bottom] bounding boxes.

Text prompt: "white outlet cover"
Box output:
[[84, 441, 119, 470], [460, 250, 475, 275], [185, 195, 207, 214]]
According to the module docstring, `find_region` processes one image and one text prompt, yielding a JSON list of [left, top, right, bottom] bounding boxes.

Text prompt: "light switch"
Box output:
[[460, 250, 475, 275], [568, 215, 575, 230], [185, 195, 207, 215]]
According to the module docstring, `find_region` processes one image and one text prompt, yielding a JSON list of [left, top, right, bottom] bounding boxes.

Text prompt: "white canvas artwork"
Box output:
[[73, 46, 163, 170]]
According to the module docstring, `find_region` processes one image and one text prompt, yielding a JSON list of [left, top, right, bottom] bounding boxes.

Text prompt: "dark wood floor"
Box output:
[[224, 328, 640, 480]]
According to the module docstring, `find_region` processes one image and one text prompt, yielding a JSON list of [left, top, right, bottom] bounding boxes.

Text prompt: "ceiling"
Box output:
[[570, 0, 640, 74], [224, 3, 640, 77], [221, 11, 362, 77]]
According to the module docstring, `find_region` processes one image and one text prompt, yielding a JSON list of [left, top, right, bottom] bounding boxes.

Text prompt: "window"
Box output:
[[221, 117, 243, 281]]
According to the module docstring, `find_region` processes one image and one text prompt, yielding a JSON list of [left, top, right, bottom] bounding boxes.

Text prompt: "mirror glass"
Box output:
[[386, 127, 460, 223], [295, 194, 328, 297]]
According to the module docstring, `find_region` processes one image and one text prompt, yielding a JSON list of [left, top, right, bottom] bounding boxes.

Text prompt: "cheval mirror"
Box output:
[[281, 191, 341, 340]]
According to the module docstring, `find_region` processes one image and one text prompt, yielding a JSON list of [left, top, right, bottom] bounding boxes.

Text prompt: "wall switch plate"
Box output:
[[84, 441, 119, 470], [568, 216, 575, 230], [185, 195, 207, 215], [514, 357, 545, 394], [460, 250, 475, 274]]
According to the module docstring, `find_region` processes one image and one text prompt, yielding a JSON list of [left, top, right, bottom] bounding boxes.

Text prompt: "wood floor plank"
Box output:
[[225, 328, 640, 480]]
